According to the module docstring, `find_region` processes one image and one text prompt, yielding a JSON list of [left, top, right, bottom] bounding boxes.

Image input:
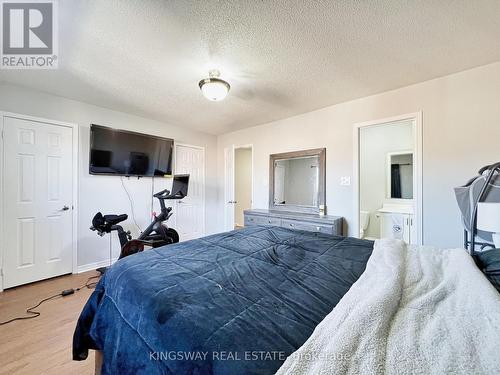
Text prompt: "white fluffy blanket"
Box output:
[[277, 239, 500, 375]]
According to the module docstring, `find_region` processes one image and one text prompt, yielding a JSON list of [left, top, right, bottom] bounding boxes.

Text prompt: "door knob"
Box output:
[[61, 205, 70, 211]]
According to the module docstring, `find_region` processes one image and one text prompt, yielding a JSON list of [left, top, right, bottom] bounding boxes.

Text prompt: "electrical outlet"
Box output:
[[340, 176, 351, 186]]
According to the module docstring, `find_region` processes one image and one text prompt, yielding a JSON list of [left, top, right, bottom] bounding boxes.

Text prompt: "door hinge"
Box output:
[[1, 130, 3, 139]]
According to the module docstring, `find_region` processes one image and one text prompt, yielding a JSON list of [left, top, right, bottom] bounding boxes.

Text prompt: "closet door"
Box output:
[[174, 144, 205, 241], [3, 116, 74, 288]]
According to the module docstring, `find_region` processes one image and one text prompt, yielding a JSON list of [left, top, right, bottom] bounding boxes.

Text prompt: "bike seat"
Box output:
[[103, 214, 128, 225]]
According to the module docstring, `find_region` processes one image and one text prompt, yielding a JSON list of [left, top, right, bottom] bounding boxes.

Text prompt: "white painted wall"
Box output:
[[217, 61, 500, 248], [234, 148, 252, 226], [359, 121, 413, 238], [0, 83, 217, 271]]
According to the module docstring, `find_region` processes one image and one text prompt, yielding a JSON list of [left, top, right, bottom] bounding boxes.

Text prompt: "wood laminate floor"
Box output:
[[0, 271, 98, 375]]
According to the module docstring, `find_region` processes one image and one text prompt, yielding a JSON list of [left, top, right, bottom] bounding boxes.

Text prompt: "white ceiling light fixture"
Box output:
[[198, 69, 230, 101]]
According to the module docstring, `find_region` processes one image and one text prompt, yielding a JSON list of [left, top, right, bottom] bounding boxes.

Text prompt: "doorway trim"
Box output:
[[174, 142, 206, 237], [353, 112, 423, 245], [0, 111, 79, 291]]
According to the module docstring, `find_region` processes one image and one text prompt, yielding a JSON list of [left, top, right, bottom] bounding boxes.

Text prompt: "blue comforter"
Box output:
[[73, 226, 373, 374]]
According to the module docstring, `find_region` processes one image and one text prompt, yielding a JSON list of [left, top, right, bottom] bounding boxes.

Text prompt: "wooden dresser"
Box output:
[[244, 209, 343, 236]]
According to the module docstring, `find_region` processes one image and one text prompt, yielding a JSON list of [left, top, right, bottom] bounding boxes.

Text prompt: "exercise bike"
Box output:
[[90, 174, 189, 271]]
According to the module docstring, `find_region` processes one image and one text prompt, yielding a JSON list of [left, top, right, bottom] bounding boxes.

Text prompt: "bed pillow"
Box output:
[[474, 249, 500, 293]]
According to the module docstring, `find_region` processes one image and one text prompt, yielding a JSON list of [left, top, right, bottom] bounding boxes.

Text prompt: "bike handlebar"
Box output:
[[153, 189, 171, 199]]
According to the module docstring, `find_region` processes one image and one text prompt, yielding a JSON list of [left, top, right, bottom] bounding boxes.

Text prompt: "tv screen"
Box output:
[[89, 125, 173, 177], [171, 174, 190, 197]]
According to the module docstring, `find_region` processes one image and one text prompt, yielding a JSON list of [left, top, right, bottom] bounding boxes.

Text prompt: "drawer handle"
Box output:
[[289, 223, 294, 227]]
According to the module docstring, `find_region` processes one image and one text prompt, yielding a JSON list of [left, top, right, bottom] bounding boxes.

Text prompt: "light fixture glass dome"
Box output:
[[199, 70, 230, 101]]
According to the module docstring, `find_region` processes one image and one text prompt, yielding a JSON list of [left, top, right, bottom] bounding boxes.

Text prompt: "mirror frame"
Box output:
[[269, 148, 326, 214], [386, 150, 413, 200]]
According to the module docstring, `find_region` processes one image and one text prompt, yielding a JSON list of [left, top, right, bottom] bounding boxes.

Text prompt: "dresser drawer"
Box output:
[[244, 214, 281, 227], [281, 219, 334, 234]]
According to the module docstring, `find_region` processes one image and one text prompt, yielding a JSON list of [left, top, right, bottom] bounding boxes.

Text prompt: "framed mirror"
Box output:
[[269, 148, 326, 213], [387, 151, 413, 199]]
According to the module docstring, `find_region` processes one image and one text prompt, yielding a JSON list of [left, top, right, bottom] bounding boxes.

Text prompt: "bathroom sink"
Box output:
[[377, 203, 413, 214]]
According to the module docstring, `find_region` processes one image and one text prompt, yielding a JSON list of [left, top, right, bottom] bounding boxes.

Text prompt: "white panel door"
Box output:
[[174, 144, 205, 241], [224, 147, 235, 231], [3, 117, 73, 288]]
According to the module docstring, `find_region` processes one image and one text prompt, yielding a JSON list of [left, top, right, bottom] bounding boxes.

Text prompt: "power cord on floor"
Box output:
[[0, 275, 101, 326]]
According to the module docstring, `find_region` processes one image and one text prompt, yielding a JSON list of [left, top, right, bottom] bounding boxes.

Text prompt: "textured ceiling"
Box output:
[[1, 0, 500, 135]]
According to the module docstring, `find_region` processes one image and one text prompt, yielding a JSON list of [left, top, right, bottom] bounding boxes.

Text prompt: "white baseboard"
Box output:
[[77, 258, 118, 273]]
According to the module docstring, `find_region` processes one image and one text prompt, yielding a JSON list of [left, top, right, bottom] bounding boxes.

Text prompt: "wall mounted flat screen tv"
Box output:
[[89, 124, 173, 177]]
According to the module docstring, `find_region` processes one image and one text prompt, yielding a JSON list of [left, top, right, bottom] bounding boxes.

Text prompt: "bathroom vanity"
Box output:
[[377, 203, 415, 244]]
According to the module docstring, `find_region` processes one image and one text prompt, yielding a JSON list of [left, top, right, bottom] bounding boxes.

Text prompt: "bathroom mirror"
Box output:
[[387, 151, 413, 199], [269, 148, 326, 213]]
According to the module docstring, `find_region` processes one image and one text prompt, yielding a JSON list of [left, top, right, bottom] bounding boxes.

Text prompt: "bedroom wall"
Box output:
[[217, 61, 500, 248], [0, 83, 218, 271]]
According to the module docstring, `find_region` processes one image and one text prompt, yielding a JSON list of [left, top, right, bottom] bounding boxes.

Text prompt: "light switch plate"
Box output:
[[340, 176, 351, 186]]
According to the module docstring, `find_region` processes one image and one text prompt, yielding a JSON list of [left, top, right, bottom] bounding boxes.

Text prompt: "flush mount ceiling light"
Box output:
[[198, 69, 230, 101]]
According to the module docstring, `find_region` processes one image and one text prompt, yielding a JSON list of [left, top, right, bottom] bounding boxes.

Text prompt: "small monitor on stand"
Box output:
[[171, 174, 189, 198]]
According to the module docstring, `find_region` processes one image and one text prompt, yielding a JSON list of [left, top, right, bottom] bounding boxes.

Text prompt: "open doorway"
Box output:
[[234, 147, 253, 228], [224, 145, 253, 230], [354, 113, 422, 245]]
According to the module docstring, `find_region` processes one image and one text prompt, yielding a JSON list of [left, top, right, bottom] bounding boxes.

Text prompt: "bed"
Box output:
[[278, 239, 500, 374], [73, 225, 374, 374]]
